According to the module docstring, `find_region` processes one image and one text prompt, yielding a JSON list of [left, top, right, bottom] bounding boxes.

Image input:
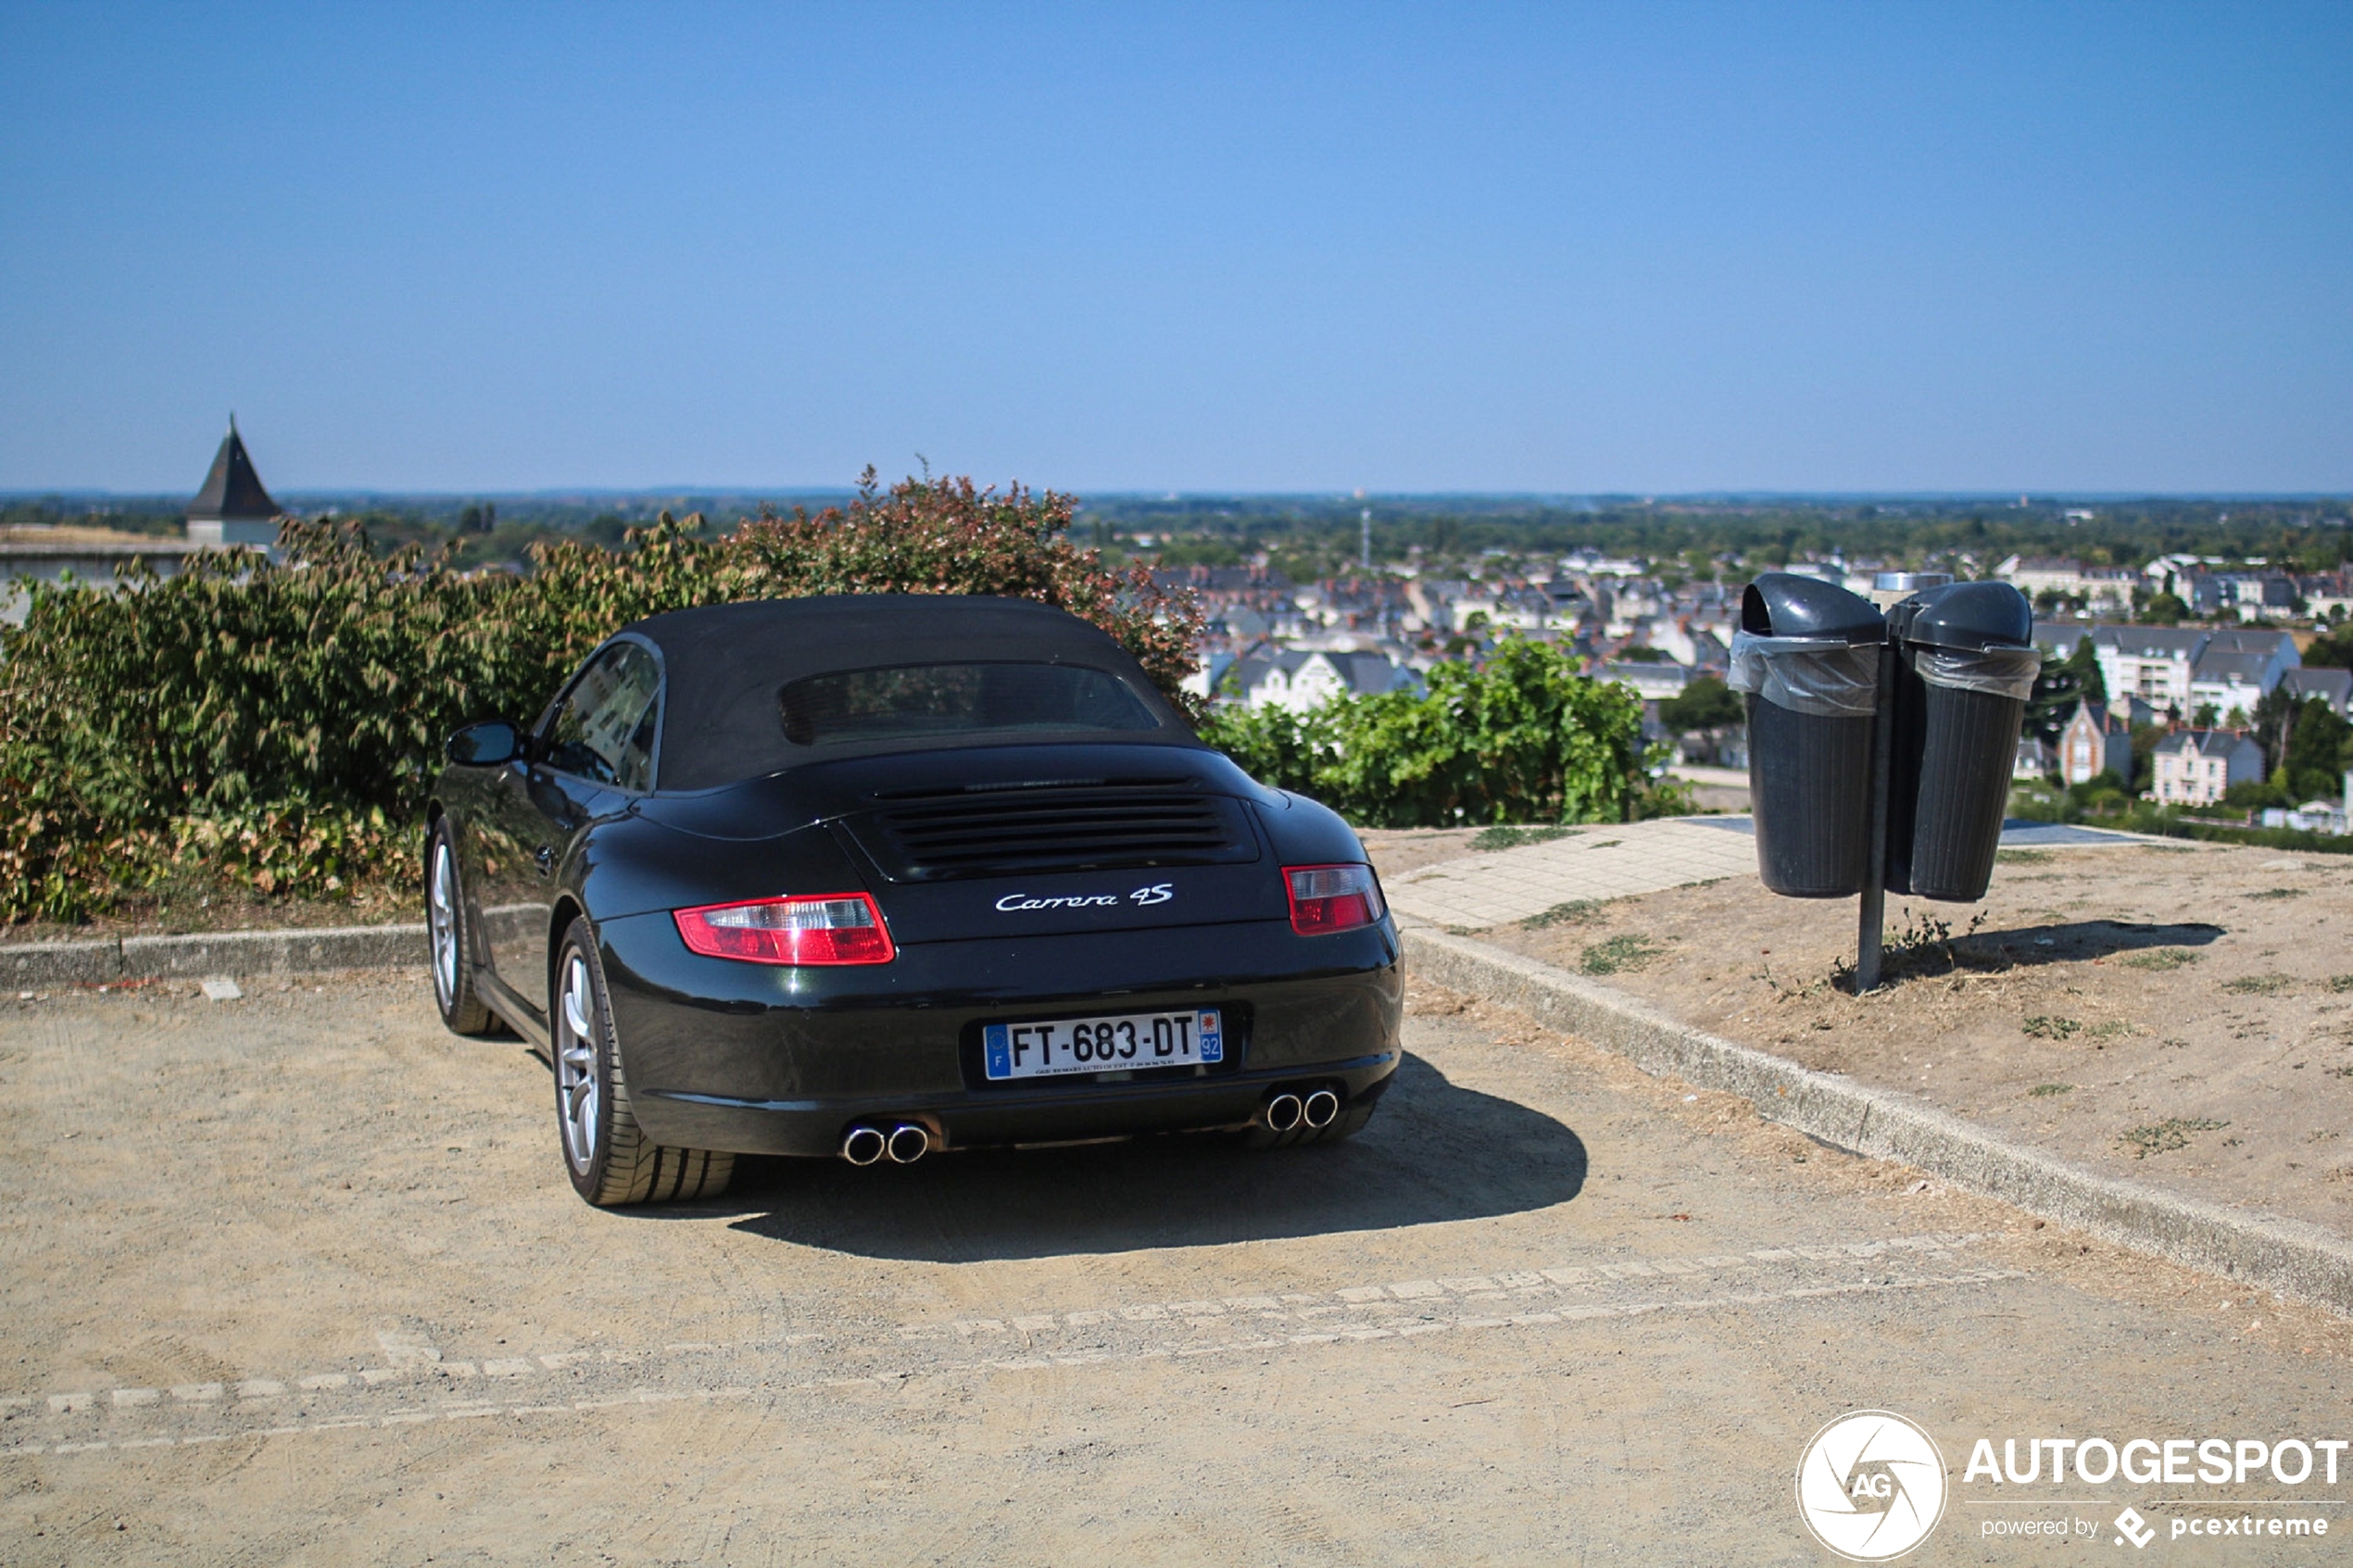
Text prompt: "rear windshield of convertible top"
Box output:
[[777, 662, 1162, 746]]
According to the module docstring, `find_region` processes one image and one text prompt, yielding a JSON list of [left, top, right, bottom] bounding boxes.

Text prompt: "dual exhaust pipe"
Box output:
[[841, 1089, 1340, 1160], [840, 1122, 930, 1166], [1261, 1086, 1341, 1135]]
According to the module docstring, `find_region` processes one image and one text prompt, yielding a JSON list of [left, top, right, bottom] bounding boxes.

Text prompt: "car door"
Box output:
[[482, 641, 663, 1018]]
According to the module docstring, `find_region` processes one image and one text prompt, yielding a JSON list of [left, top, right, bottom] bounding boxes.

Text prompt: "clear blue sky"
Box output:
[[4, 2, 2347, 495]]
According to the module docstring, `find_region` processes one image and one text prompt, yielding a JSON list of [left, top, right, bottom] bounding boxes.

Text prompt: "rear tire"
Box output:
[[553, 918, 735, 1207], [427, 821, 497, 1037]]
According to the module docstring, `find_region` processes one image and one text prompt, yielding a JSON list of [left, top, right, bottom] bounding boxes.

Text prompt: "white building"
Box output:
[[2150, 729, 2263, 806], [1227, 648, 1415, 713], [2189, 652, 2272, 722], [2188, 630, 2300, 719], [2090, 627, 2208, 715], [1994, 556, 2137, 612], [2089, 625, 2298, 720]]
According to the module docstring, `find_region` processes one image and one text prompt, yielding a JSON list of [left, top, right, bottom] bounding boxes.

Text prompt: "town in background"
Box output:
[[6, 424, 2350, 840]]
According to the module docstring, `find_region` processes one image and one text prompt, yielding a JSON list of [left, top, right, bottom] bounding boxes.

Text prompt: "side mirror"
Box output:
[[446, 720, 523, 768]]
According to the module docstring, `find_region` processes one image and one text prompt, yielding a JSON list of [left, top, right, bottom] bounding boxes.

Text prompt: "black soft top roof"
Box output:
[[620, 595, 1195, 792]]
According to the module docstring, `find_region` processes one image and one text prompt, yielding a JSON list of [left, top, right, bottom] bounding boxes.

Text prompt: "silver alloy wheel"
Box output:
[[556, 951, 601, 1173], [428, 839, 459, 1009]]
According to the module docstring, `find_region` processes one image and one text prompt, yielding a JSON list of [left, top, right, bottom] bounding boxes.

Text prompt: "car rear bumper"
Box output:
[[595, 910, 1403, 1158], [639, 1050, 1400, 1157]]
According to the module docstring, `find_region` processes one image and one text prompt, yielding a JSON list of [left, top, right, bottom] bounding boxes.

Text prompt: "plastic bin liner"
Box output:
[[1727, 633, 1881, 719], [1911, 646, 2041, 702]]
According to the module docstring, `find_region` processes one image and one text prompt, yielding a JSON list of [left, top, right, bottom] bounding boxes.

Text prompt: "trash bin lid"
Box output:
[[1739, 572, 1885, 646], [1898, 581, 2034, 652]]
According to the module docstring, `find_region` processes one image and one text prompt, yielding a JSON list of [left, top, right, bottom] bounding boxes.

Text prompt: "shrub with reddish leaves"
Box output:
[[0, 470, 1202, 922]]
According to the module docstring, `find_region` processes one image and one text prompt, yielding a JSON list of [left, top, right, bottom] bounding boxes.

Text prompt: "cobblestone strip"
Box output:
[[0, 1231, 2005, 1459]]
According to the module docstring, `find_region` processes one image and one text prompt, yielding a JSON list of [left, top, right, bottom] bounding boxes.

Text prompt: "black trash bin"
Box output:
[[1883, 582, 2039, 901], [1729, 574, 1887, 897]]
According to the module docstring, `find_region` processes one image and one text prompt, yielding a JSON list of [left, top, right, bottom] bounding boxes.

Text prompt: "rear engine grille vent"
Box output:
[[849, 784, 1259, 882]]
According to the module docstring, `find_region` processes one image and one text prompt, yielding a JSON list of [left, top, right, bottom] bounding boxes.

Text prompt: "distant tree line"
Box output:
[[1082, 495, 2353, 581]]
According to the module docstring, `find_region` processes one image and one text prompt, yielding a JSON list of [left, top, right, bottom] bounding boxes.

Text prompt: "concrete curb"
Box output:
[[123, 925, 430, 978], [1401, 923, 2353, 1317], [0, 909, 547, 989], [5, 924, 430, 985]]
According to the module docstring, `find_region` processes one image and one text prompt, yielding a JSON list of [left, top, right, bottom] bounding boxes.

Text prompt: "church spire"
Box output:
[[185, 420, 282, 546]]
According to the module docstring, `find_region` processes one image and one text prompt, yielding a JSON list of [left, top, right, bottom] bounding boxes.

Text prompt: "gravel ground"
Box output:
[[1, 968, 2348, 1564]]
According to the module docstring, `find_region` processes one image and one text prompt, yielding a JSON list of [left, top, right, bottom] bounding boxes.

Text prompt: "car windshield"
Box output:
[[778, 662, 1162, 746]]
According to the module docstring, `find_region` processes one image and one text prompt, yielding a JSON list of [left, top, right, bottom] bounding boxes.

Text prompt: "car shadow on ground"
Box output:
[[684, 1051, 1586, 1261]]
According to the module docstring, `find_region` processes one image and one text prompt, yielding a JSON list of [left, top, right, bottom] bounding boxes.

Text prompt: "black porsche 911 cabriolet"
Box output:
[[425, 595, 1403, 1205]]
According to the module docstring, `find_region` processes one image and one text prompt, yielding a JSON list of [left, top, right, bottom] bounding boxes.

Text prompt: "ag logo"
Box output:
[[1794, 1411, 1947, 1561]]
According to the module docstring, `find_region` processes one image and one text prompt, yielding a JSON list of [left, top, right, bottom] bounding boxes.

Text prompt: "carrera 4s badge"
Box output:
[[994, 883, 1175, 913]]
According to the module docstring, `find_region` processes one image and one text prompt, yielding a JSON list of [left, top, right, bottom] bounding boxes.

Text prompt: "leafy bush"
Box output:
[[1198, 638, 1656, 828], [0, 471, 1199, 922], [2284, 696, 2352, 802], [1656, 674, 1742, 734], [2223, 775, 2294, 810], [2305, 623, 2353, 670]]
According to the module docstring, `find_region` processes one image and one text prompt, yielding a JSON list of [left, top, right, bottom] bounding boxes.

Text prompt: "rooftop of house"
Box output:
[[2152, 728, 2257, 759], [1228, 647, 1410, 696], [2202, 627, 2298, 657], [2190, 649, 2276, 686], [2067, 698, 2131, 732], [2283, 666, 2353, 709], [2091, 624, 2211, 658]]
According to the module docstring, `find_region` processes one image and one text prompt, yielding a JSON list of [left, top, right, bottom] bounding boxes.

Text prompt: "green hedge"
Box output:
[[0, 473, 1199, 922], [1199, 638, 1662, 828]]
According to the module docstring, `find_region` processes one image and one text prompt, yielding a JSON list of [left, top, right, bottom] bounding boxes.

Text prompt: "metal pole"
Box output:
[[1855, 639, 1896, 994]]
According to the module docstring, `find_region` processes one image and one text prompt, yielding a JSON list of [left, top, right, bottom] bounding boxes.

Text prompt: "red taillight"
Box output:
[[673, 892, 897, 966], [1284, 863, 1387, 936]]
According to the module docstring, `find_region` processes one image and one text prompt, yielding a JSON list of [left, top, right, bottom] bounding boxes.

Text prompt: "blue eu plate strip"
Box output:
[[983, 1023, 1013, 1079]]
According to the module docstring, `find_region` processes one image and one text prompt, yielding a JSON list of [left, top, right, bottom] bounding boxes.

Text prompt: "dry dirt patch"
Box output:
[[1355, 826, 1491, 879], [1470, 840, 2353, 1236]]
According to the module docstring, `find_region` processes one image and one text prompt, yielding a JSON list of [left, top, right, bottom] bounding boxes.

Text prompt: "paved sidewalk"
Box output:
[[1381, 814, 2146, 930], [1383, 820, 1760, 928]]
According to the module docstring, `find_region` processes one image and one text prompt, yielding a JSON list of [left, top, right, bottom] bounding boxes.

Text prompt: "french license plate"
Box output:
[[983, 1009, 1225, 1082]]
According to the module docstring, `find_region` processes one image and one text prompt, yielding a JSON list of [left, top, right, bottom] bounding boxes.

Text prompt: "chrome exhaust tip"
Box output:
[[840, 1124, 887, 1166], [1302, 1088, 1340, 1129], [886, 1123, 930, 1164], [1263, 1092, 1303, 1134]]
